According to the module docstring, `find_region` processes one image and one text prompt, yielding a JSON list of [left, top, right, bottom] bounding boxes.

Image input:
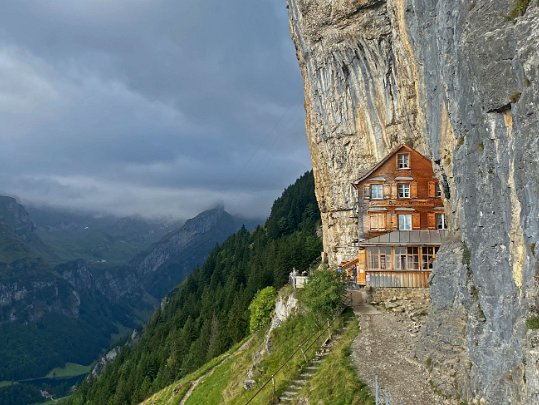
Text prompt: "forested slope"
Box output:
[[67, 171, 321, 404]]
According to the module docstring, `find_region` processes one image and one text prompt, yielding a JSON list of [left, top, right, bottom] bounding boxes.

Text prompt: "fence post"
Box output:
[[272, 376, 275, 401], [384, 390, 391, 405], [375, 375, 379, 405]]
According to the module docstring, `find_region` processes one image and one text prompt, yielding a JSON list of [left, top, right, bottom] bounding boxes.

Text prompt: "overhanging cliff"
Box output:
[[287, 0, 539, 403]]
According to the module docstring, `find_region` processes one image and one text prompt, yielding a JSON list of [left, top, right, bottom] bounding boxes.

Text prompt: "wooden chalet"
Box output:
[[351, 145, 447, 288]]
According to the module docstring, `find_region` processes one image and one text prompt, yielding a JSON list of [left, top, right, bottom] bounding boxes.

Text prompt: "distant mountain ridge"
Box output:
[[0, 196, 56, 262], [134, 206, 241, 297], [0, 197, 253, 403], [27, 205, 182, 266]]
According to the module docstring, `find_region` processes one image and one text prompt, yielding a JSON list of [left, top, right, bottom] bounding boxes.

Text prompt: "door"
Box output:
[[357, 249, 367, 285]]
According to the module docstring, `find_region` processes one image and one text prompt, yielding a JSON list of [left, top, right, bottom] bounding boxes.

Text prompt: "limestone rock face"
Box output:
[[287, 0, 539, 402]]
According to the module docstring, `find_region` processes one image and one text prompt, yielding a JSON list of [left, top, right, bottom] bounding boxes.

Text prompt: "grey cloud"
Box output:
[[0, 1, 309, 219]]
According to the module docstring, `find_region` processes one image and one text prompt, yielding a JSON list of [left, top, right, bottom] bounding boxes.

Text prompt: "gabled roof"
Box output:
[[352, 144, 430, 188], [359, 230, 447, 246]]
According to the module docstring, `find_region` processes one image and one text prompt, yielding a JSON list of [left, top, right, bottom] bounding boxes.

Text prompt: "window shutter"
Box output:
[[412, 212, 421, 229], [364, 185, 370, 200], [427, 213, 436, 229], [411, 181, 418, 198], [391, 184, 397, 199], [391, 213, 398, 230], [384, 184, 391, 199], [428, 181, 436, 198], [384, 214, 390, 229], [358, 249, 366, 268]]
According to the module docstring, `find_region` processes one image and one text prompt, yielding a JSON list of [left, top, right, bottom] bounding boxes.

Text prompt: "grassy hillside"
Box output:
[[141, 304, 373, 404], [66, 171, 322, 405]]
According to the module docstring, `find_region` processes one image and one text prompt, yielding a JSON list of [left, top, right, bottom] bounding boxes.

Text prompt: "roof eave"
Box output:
[[352, 144, 413, 186]]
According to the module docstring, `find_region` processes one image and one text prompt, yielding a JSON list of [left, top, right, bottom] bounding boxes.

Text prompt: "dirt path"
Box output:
[[179, 336, 253, 405], [350, 291, 450, 405]]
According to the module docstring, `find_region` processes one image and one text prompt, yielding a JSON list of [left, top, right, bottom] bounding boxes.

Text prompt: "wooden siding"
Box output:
[[366, 271, 430, 288], [354, 145, 445, 238]]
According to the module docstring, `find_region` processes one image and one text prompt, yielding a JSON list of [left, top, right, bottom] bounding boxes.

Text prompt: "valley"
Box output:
[[0, 196, 255, 404]]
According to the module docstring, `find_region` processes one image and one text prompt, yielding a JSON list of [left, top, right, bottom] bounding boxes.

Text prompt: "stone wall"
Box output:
[[287, 0, 539, 402], [369, 287, 431, 304]]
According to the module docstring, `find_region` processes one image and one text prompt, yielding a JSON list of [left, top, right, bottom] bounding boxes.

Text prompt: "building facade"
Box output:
[[357, 230, 446, 287], [352, 145, 447, 288], [352, 145, 446, 241]]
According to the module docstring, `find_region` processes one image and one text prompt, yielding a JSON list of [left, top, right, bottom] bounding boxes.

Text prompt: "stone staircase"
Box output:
[[278, 318, 353, 404]]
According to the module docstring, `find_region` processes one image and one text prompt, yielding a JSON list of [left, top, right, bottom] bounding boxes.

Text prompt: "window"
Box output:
[[395, 247, 407, 270], [397, 153, 410, 169], [422, 246, 440, 270], [397, 183, 410, 198], [371, 184, 383, 199], [436, 213, 447, 229], [398, 214, 412, 230], [395, 247, 419, 270], [370, 214, 385, 230], [367, 247, 391, 270], [436, 184, 443, 198]]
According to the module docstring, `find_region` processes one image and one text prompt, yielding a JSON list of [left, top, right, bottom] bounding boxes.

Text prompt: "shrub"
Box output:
[[507, 0, 530, 20], [301, 268, 346, 322], [526, 316, 539, 330], [248, 287, 278, 333]]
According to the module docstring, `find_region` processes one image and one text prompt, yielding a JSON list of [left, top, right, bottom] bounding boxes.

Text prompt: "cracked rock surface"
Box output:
[[287, 0, 539, 402]]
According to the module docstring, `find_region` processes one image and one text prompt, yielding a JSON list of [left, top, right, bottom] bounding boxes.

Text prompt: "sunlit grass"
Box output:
[[45, 363, 91, 379], [297, 314, 374, 405]]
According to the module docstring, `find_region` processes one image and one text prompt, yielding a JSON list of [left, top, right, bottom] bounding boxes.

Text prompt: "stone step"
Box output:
[[282, 390, 298, 396], [289, 382, 306, 390], [305, 365, 319, 371], [300, 372, 315, 378]]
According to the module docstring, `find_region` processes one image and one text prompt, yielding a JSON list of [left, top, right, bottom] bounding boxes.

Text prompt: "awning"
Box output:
[[394, 176, 414, 181], [368, 176, 386, 182]]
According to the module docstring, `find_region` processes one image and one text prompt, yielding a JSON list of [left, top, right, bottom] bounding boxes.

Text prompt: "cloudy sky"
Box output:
[[0, 0, 310, 220]]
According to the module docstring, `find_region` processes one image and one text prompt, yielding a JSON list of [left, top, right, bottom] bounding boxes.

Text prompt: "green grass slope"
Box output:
[[141, 307, 373, 404]]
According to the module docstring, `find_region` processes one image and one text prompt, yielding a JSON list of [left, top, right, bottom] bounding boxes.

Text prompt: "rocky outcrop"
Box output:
[[244, 290, 299, 390], [0, 259, 80, 324], [0, 196, 36, 240], [133, 206, 241, 297], [287, 0, 539, 403]]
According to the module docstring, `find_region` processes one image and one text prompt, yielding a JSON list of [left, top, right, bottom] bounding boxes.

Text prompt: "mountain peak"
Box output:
[[0, 195, 36, 239]]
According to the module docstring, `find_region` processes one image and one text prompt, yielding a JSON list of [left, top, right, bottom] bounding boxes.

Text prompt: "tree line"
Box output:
[[66, 171, 322, 405]]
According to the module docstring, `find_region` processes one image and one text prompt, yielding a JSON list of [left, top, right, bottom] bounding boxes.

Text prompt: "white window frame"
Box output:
[[397, 153, 410, 169], [436, 213, 447, 229], [397, 183, 410, 199], [398, 214, 412, 230], [370, 184, 384, 200]]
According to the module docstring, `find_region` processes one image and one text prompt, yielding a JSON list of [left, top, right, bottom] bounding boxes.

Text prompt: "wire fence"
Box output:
[[244, 319, 334, 404]]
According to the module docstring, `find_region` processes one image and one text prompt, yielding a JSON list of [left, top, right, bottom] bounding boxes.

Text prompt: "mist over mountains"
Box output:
[[0, 195, 257, 403]]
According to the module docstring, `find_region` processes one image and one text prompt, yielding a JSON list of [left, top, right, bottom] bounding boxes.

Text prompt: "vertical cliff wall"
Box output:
[[287, 0, 539, 403]]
